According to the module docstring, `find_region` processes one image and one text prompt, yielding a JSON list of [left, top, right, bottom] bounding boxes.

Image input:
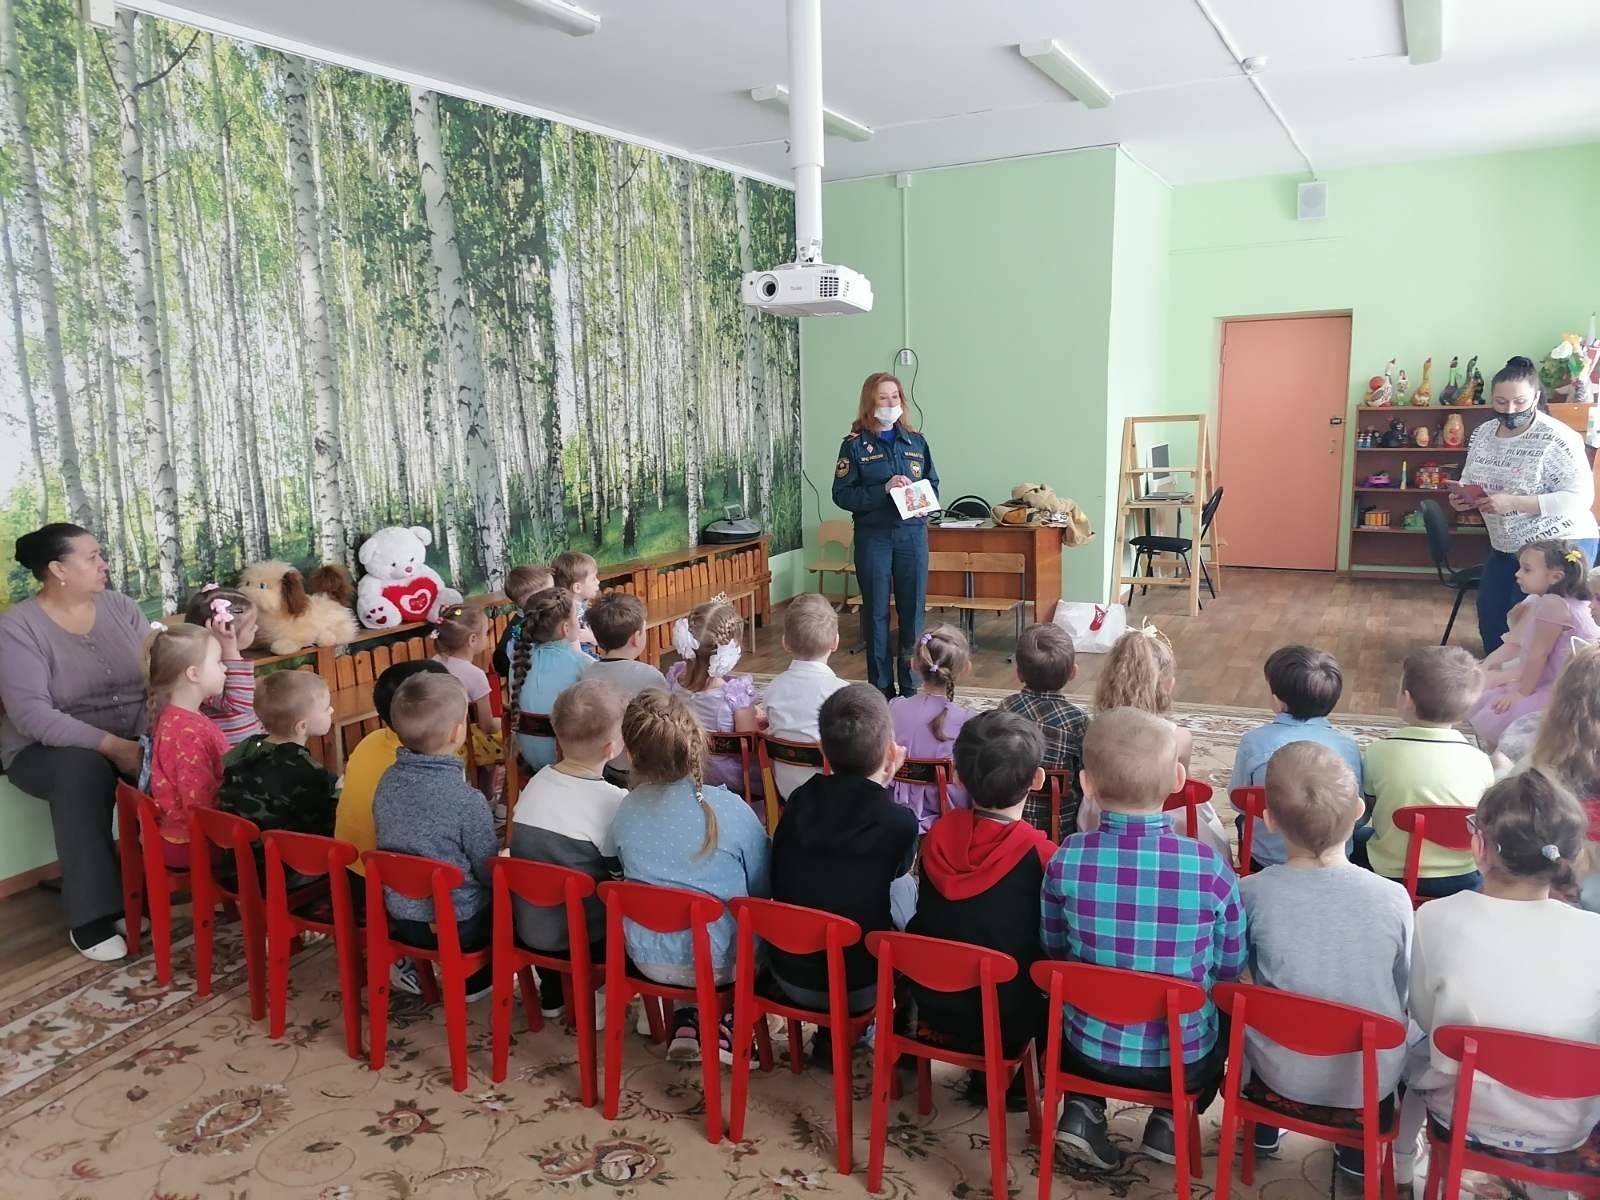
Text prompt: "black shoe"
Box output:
[[879, 686, 898, 702], [1056, 1099, 1122, 1171], [1254, 1124, 1283, 1157], [1334, 1144, 1364, 1178], [1141, 1108, 1177, 1164], [809, 1028, 834, 1071], [955, 1070, 1029, 1112]]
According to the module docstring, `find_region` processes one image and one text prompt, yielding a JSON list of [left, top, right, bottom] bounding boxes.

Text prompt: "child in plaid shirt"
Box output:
[[998, 623, 1086, 835], [1041, 706, 1247, 1171]]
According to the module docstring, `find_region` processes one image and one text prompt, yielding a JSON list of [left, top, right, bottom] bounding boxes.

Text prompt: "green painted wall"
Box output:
[[801, 147, 1136, 605], [1166, 143, 1600, 569], [0, 778, 56, 885]]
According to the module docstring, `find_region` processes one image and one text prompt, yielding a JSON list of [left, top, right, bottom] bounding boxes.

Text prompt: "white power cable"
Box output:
[[1190, 0, 1318, 180]]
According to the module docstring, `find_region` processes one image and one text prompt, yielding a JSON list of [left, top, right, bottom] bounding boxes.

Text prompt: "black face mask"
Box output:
[[1496, 409, 1536, 430]]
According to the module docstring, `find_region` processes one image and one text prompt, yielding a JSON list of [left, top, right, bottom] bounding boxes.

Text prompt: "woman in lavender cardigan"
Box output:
[[0, 524, 151, 960]]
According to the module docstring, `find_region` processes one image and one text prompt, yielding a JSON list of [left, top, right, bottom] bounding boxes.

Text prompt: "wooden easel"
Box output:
[[1111, 414, 1221, 617]]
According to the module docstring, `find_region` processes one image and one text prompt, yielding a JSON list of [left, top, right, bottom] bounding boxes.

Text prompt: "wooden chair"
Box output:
[[1033, 764, 1080, 842], [924, 550, 1027, 650], [756, 733, 830, 832], [707, 730, 760, 806], [502, 709, 558, 847], [892, 755, 954, 820], [806, 519, 856, 609]]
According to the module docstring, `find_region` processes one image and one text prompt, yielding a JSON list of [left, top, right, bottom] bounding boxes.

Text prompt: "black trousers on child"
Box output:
[[389, 907, 493, 994], [1062, 1017, 1230, 1120]]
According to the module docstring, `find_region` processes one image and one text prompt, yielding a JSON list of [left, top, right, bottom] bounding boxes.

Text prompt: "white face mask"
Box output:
[[873, 405, 903, 426]]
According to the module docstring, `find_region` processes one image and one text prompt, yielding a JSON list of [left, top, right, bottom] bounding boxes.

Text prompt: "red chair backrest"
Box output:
[[1432, 1025, 1600, 1101], [263, 830, 359, 880], [192, 807, 261, 858], [1392, 805, 1475, 851], [1031, 960, 1207, 1026], [116, 780, 158, 839], [1215, 983, 1406, 1057], [597, 880, 725, 934], [492, 856, 597, 953], [363, 849, 464, 910], [728, 896, 860, 958], [1163, 778, 1214, 838], [1232, 786, 1268, 873], [864, 930, 1017, 993]]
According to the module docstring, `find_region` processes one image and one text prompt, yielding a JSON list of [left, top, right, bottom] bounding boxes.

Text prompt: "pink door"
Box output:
[[1217, 315, 1350, 570]]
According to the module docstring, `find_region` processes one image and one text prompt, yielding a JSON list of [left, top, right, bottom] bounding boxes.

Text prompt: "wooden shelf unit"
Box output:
[[1112, 414, 1218, 616]]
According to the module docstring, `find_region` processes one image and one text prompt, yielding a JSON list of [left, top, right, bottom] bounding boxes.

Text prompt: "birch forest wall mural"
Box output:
[[0, 0, 801, 611]]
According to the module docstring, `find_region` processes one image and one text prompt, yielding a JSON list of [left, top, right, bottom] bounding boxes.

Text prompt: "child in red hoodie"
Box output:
[[910, 709, 1057, 1071]]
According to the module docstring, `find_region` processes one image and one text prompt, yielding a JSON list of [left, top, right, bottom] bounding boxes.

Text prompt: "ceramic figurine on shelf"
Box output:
[[1439, 355, 1462, 405], [1551, 331, 1600, 405], [1413, 357, 1433, 406], [1458, 355, 1483, 406], [1442, 412, 1465, 447], [1367, 359, 1396, 406], [1403, 510, 1425, 530], [1357, 429, 1372, 449], [1362, 471, 1394, 487], [1394, 367, 1410, 404], [1380, 417, 1407, 447], [1413, 424, 1432, 448]]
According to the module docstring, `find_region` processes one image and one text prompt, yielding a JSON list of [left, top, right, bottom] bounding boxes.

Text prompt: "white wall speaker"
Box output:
[[1297, 180, 1329, 221]]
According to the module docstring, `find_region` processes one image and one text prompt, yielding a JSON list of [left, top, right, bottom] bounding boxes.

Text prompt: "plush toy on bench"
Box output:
[[237, 561, 358, 655], [356, 525, 463, 629]]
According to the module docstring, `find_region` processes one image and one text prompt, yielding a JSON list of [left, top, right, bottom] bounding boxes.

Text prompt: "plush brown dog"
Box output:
[[236, 560, 358, 654]]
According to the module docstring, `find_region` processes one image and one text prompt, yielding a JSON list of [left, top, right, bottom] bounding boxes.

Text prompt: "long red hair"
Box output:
[[851, 372, 915, 435]]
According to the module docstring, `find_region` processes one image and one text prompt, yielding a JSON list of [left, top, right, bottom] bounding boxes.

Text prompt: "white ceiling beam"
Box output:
[[1017, 39, 1113, 109], [506, 0, 600, 38], [1402, 0, 1443, 64], [749, 84, 873, 142]]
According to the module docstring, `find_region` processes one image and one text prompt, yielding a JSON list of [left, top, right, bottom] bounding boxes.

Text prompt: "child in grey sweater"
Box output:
[[373, 672, 498, 996]]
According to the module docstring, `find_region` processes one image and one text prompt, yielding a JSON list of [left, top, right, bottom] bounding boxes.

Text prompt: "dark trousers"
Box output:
[[1063, 1018, 1230, 1120], [854, 522, 929, 695], [1350, 834, 1481, 898], [1478, 538, 1598, 653], [390, 906, 493, 993], [7, 744, 123, 930]]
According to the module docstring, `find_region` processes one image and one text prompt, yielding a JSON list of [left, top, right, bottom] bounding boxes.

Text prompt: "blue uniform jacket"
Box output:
[[832, 429, 940, 532]]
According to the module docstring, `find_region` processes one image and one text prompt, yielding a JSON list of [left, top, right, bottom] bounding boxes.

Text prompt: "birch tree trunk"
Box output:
[[0, 198, 48, 524], [674, 160, 702, 541], [610, 141, 637, 551], [113, 11, 183, 608], [411, 86, 507, 587], [168, 130, 216, 583], [734, 176, 772, 523], [1, 0, 91, 529], [541, 133, 572, 539], [283, 56, 349, 567]]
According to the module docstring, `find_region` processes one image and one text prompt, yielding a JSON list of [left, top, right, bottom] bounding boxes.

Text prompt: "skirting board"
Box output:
[[0, 861, 61, 900]]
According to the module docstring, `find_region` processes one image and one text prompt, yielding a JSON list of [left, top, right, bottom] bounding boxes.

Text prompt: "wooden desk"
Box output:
[[927, 524, 1068, 622]]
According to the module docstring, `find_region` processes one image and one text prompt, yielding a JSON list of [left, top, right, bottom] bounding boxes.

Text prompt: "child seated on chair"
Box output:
[[1402, 768, 1600, 1169], [998, 623, 1087, 835], [762, 594, 849, 799], [145, 623, 231, 868], [1239, 742, 1412, 1174], [373, 672, 498, 999], [611, 690, 771, 1064], [218, 670, 336, 837], [1355, 646, 1493, 899], [1041, 707, 1246, 1171], [183, 585, 264, 746], [431, 603, 504, 797], [890, 623, 973, 831], [552, 550, 601, 657], [666, 599, 761, 797], [510, 677, 627, 1023], [582, 592, 667, 787], [910, 709, 1056, 1104], [770, 684, 917, 1060], [1231, 645, 1364, 870], [510, 588, 589, 772], [493, 563, 552, 679]]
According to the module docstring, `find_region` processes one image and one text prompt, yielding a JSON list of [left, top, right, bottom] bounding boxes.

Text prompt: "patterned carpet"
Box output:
[[1, 699, 1519, 1200]]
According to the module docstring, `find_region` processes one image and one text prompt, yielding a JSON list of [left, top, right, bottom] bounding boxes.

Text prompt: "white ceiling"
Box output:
[[140, 0, 1600, 186]]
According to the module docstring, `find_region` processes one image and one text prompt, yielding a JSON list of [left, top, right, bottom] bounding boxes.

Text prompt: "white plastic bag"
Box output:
[[1052, 600, 1126, 654]]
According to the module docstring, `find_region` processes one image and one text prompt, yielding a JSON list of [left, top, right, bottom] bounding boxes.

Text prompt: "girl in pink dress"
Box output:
[[889, 624, 973, 831], [1471, 541, 1600, 748], [666, 599, 761, 796], [144, 623, 230, 869]]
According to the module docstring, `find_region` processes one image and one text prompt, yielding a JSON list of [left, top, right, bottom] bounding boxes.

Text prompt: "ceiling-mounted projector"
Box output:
[[741, 0, 873, 318], [741, 261, 873, 317]]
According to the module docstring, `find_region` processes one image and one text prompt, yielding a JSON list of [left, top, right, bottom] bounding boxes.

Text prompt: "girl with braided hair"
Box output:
[[889, 623, 974, 831], [664, 598, 760, 795], [611, 689, 771, 1064], [509, 587, 587, 771]]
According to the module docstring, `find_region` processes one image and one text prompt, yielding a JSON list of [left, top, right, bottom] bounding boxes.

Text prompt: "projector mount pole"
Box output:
[[787, 0, 824, 266]]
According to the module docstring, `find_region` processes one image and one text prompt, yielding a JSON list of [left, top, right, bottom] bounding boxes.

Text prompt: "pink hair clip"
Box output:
[[208, 597, 233, 624], [918, 631, 934, 647]]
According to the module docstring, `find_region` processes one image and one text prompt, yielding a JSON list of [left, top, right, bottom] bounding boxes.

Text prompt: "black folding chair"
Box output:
[[1420, 499, 1483, 646], [1129, 488, 1224, 610]]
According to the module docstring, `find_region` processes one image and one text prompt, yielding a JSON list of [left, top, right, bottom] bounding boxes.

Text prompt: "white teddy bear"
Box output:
[[355, 525, 464, 629]]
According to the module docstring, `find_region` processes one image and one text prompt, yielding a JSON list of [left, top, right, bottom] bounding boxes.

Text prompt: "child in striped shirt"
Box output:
[[1041, 707, 1246, 1171], [184, 586, 263, 746]]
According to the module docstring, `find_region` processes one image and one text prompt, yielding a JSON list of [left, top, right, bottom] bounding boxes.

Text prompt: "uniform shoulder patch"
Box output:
[[835, 457, 851, 479]]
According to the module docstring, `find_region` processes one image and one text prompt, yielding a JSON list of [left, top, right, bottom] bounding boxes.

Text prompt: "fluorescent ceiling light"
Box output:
[[507, 0, 600, 37], [1018, 39, 1112, 109], [1401, 0, 1442, 64], [749, 84, 872, 143]]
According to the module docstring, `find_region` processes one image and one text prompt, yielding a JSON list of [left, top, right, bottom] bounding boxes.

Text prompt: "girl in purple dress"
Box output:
[[666, 599, 761, 796], [889, 624, 974, 830]]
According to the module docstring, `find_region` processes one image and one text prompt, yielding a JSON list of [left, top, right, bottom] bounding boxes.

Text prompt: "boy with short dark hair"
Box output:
[[1231, 645, 1364, 869], [582, 593, 668, 785], [218, 671, 336, 835], [373, 672, 498, 998], [1356, 645, 1493, 898], [770, 684, 918, 1059], [763, 594, 849, 798], [1041, 707, 1246, 1170], [997, 623, 1087, 834], [493, 564, 553, 678]]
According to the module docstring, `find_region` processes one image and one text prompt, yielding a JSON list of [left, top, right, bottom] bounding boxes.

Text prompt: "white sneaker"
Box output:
[[465, 981, 493, 1003], [112, 916, 147, 939], [389, 960, 422, 995], [593, 988, 607, 1032], [69, 929, 127, 962]]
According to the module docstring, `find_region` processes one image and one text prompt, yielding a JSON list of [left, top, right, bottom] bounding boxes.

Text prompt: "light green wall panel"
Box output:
[[0, 778, 56, 883]]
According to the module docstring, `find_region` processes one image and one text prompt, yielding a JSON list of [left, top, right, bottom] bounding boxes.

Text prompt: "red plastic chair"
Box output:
[[1425, 1025, 1600, 1200], [189, 808, 267, 1021], [364, 850, 494, 1093], [726, 898, 873, 1174], [1033, 764, 1079, 842], [598, 881, 730, 1143], [708, 731, 761, 803], [756, 733, 830, 832], [892, 756, 954, 817], [115, 781, 189, 985], [490, 858, 602, 1107], [1032, 961, 1208, 1200], [864, 931, 1039, 1198], [1162, 778, 1215, 840], [262, 831, 363, 1059], [1214, 983, 1407, 1200], [1233, 786, 1268, 876], [1391, 805, 1477, 908]]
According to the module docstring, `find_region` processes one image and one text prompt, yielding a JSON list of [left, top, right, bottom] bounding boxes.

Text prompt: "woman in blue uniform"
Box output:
[[832, 372, 939, 698]]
